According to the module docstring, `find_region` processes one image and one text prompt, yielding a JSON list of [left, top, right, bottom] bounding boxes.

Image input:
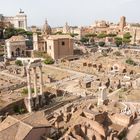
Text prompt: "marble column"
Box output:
[[39, 65, 46, 105], [27, 68, 32, 99], [33, 67, 39, 108], [39, 66, 43, 95], [26, 68, 32, 112], [33, 67, 38, 97]]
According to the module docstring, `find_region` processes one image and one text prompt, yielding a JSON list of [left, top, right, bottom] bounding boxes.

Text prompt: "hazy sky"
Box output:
[[0, 0, 140, 27]]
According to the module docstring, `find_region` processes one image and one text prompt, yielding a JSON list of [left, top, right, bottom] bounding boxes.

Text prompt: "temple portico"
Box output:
[[17, 57, 46, 112]]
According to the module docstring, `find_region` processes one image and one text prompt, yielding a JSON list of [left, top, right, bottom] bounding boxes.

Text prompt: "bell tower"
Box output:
[[119, 16, 126, 32]]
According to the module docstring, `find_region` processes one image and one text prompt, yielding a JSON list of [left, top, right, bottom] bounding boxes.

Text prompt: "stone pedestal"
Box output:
[[39, 94, 46, 107], [39, 66, 43, 95], [34, 96, 40, 110]]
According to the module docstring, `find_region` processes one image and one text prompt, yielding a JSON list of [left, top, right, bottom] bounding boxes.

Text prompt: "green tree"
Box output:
[[123, 32, 132, 39], [115, 37, 122, 47], [16, 28, 26, 35], [84, 33, 97, 44], [97, 33, 107, 39], [85, 33, 97, 38], [122, 38, 131, 44], [70, 33, 79, 37], [107, 33, 117, 37], [80, 37, 89, 43], [123, 32, 132, 44], [4, 27, 17, 39], [4, 27, 33, 39]]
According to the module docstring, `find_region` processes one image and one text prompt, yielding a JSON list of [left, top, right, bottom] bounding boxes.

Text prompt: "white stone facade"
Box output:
[[1, 10, 27, 30], [5, 35, 27, 59]]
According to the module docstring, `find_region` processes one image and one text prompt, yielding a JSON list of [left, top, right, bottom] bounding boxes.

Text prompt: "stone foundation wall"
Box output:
[[0, 98, 26, 116], [0, 82, 27, 92]]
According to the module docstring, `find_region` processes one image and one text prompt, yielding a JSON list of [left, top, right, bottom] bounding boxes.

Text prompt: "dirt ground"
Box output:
[[42, 67, 71, 81]]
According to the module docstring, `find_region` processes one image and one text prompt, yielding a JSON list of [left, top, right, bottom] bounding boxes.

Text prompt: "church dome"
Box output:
[[42, 20, 52, 35]]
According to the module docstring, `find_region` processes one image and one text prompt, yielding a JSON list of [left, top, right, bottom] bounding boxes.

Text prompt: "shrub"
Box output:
[[21, 88, 34, 95], [44, 57, 54, 65], [15, 60, 23, 66], [99, 41, 105, 47], [97, 33, 107, 38], [80, 37, 89, 43], [13, 105, 25, 114], [126, 58, 137, 66]]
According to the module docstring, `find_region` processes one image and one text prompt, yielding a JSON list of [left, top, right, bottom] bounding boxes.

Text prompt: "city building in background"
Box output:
[[0, 9, 27, 30]]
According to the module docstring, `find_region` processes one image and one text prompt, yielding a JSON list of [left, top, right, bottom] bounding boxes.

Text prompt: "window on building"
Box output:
[[45, 42, 47, 51], [18, 21, 24, 28], [62, 41, 65, 46], [12, 52, 14, 57], [22, 50, 24, 56], [15, 48, 20, 56]]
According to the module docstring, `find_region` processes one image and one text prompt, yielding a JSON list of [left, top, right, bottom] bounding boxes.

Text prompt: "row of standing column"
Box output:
[[27, 66, 43, 100]]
